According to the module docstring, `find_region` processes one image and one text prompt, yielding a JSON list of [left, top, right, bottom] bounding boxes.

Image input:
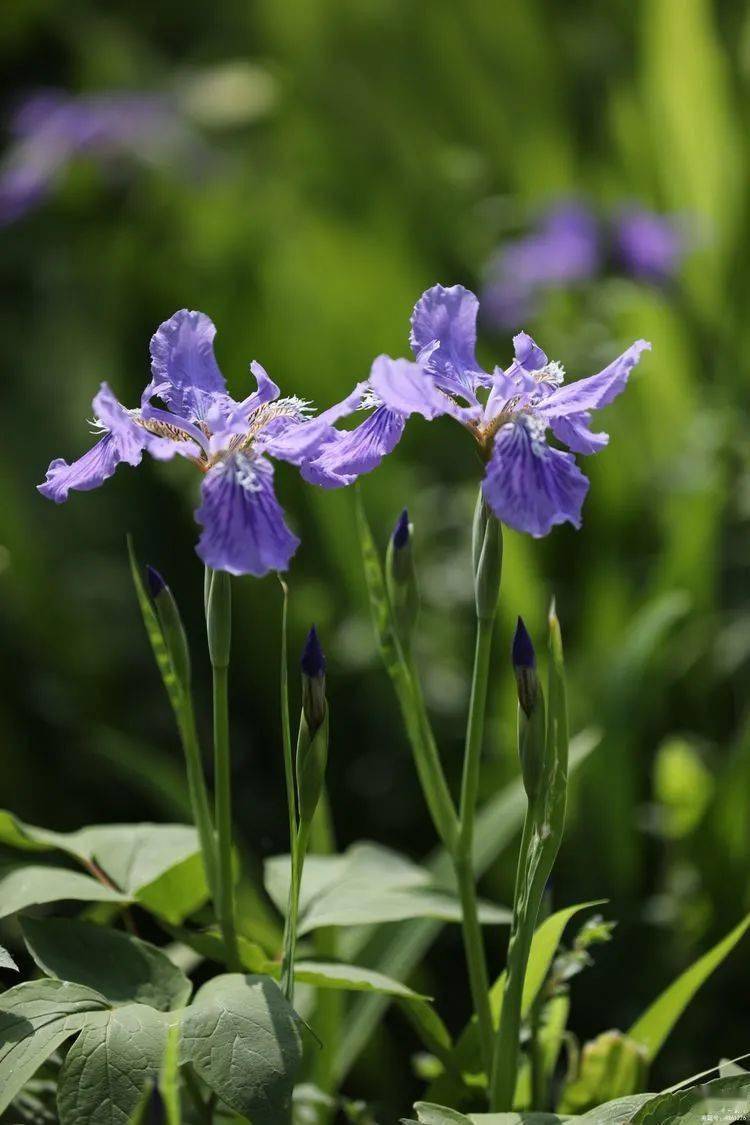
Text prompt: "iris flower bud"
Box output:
[[296, 626, 329, 825], [205, 569, 232, 670], [512, 616, 538, 718], [147, 564, 191, 692], [512, 617, 546, 801], [386, 508, 420, 651], [472, 491, 503, 622]]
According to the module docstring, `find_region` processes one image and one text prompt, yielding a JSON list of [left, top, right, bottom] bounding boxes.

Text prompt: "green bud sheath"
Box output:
[[472, 491, 503, 622], [296, 707, 329, 827], [385, 511, 420, 651], [206, 569, 232, 669], [518, 687, 547, 802], [151, 581, 192, 693]]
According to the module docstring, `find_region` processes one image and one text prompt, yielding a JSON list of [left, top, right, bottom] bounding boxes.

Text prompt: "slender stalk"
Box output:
[[283, 821, 309, 1004], [455, 616, 495, 1085], [212, 662, 240, 971], [175, 695, 217, 903], [404, 657, 460, 852], [278, 578, 297, 849]]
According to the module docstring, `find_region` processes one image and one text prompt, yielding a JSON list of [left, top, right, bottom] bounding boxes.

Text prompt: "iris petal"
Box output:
[[147, 309, 227, 422]]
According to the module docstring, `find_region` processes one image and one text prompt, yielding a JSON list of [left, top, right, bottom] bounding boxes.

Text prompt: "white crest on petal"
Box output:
[[521, 412, 548, 456], [532, 360, 565, 387]]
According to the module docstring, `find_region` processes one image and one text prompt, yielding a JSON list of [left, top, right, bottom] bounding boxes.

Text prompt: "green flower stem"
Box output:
[[278, 578, 297, 849], [212, 661, 240, 972], [404, 658, 461, 853], [455, 615, 496, 1085], [283, 820, 310, 1005], [491, 807, 536, 1109]]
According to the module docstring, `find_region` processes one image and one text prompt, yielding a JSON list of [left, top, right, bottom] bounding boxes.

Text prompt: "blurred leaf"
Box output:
[[631, 1074, 750, 1124], [653, 737, 713, 839], [266, 841, 509, 934], [21, 916, 191, 1011], [180, 973, 302, 1123], [557, 1031, 648, 1115], [291, 960, 428, 1000], [0, 944, 18, 971], [629, 913, 750, 1060]]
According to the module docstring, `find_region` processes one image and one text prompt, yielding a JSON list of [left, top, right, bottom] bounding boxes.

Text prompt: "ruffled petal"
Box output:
[[409, 284, 484, 401], [195, 455, 299, 577], [513, 331, 548, 372], [482, 419, 589, 537], [549, 412, 609, 455], [258, 383, 366, 466], [147, 309, 227, 422], [303, 406, 406, 487], [37, 382, 155, 503], [538, 340, 650, 419]]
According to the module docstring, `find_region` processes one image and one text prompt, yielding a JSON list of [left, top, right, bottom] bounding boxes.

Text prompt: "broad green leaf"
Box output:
[[180, 973, 302, 1123], [411, 1105, 470, 1123], [0, 979, 109, 1113], [57, 1003, 174, 1125], [0, 818, 208, 923], [576, 1094, 655, 1122], [332, 732, 600, 1085], [557, 1031, 648, 1115], [22, 916, 191, 1011], [632, 1074, 750, 1124], [628, 913, 750, 1060], [0, 943, 18, 971], [292, 960, 427, 999], [0, 862, 127, 919], [265, 841, 509, 934]]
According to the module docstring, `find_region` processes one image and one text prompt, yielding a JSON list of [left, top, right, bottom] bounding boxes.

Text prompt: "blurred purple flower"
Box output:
[[481, 203, 601, 329], [38, 310, 364, 576], [0, 89, 194, 224], [311, 284, 650, 537], [613, 207, 685, 283]]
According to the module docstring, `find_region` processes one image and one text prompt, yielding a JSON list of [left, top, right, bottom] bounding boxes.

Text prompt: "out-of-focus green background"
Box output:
[[2, 0, 749, 1115]]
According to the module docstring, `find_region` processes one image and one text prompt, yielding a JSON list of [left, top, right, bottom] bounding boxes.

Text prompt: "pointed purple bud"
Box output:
[[301, 625, 326, 678], [393, 508, 410, 550], [512, 616, 536, 669], [146, 565, 166, 599], [301, 626, 327, 734]]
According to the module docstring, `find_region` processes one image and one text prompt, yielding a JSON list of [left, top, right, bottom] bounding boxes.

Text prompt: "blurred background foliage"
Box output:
[[2, 0, 750, 1116]]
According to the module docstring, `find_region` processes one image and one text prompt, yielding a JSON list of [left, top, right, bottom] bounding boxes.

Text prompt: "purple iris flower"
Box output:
[[309, 284, 650, 538], [481, 203, 601, 329], [38, 309, 363, 576], [0, 89, 192, 225], [613, 207, 685, 283]]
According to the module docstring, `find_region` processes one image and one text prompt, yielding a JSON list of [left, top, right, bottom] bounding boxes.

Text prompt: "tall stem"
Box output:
[[456, 616, 495, 1084], [212, 663, 240, 972], [206, 569, 239, 973], [278, 578, 297, 851], [283, 821, 309, 1005]]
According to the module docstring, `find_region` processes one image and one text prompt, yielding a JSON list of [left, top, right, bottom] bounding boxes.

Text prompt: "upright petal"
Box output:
[[147, 309, 227, 422], [409, 284, 484, 401], [482, 419, 589, 537], [549, 412, 609, 455], [538, 340, 650, 418], [303, 405, 406, 487], [37, 382, 158, 503], [195, 454, 299, 576]]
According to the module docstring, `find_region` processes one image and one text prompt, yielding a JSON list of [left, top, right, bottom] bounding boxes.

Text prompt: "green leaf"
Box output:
[[0, 818, 208, 924], [21, 916, 191, 1011], [57, 1004, 174, 1125], [163, 923, 269, 973], [631, 1074, 750, 1124], [0, 979, 109, 1113], [575, 1094, 655, 1122], [180, 973, 302, 1123], [158, 1022, 182, 1125], [557, 1031, 648, 1115], [628, 913, 750, 1061], [292, 960, 428, 999], [331, 732, 600, 1085], [0, 943, 18, 971], [265, 841, 509, 934], [0, 863, 127, 919], [411, 1105, 470, 1123]]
